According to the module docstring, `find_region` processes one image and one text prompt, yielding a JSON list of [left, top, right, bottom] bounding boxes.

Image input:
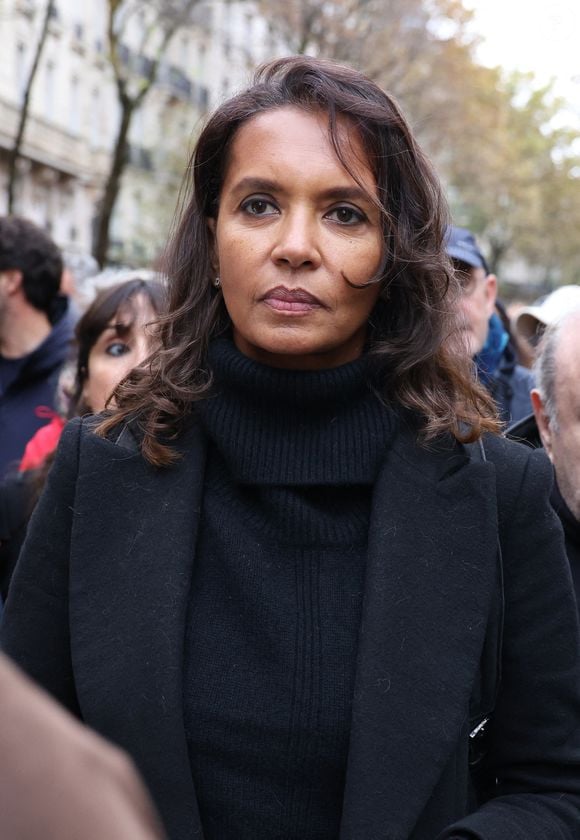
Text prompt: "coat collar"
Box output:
[[340, 423, 499, 839], [69, 418, 206, 839], [70, 417, 498, 840]]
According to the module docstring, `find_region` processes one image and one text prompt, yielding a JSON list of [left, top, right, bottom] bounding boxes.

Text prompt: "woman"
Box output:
[[0, 276, 165, 599], [2, 58, 580, 839], [68, 274, 165, 418]]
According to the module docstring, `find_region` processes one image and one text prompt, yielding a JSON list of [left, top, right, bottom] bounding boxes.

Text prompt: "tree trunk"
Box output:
[[7, 0, 54, 214], [488, 240, 509, 277], [92, 99, 134, 267]]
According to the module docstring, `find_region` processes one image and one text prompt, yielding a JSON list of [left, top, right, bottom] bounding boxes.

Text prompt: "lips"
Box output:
[[261, 286, 324, 313]]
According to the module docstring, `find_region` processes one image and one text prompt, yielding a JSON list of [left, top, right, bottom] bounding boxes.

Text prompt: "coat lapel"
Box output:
[[341, 428, 499, 840], [69, 420, 206, 839]]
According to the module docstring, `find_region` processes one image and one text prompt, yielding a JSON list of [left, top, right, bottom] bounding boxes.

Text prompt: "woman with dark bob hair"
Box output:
[[3, 57, 580, 840], [0, 276, 165, 601]]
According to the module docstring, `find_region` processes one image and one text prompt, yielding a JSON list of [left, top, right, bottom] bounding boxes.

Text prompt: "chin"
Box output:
[[245, 327, 326, 357]]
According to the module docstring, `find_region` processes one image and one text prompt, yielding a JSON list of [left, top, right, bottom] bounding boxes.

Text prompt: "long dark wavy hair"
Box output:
[[98, 56, 498, 465]]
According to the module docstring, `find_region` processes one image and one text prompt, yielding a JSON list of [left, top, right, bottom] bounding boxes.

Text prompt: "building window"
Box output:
[[197, 42, 206, 77], [180, 35, 188, 67], [90, 88, 101, 148], [69, 76, 80, 134], [44, 60, 55, 120], [245, 10, 253, 42], [15, 43, 28, 102]]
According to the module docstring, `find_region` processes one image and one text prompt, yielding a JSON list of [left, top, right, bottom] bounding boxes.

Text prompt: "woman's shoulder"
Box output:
[[479, 433, 554, 527], [61, 412, 204, 474], [481, 432, 551, 481]]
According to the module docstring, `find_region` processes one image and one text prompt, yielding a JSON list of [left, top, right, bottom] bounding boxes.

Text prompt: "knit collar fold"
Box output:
[[196, 337, 395, 486]]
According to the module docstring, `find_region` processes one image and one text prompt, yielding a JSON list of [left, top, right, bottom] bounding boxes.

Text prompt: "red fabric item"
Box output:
[[19, 416, 65, 472]]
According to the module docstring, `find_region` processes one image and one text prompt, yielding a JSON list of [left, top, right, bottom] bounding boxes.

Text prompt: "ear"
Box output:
[[206, 217, 219, 275], [0, 269, 23, 295], [484, 273, 498, 318], [531, 388, 554, 460]]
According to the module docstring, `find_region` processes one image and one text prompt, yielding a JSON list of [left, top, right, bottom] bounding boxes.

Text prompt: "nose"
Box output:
[[270, 209, 321, 270]]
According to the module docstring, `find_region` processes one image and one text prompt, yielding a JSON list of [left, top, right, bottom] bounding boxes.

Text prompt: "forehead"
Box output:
[[223, 106, 374, 187], [94, 293, 155, 338], [116, 293, 155, 323]]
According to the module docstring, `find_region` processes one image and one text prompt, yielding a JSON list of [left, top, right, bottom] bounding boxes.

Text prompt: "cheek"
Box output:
[[457, 297, 474, 323], [84, 359, 123, 410], [462, 299, 487, 334], [554, 427, 580, 466], [340, 235, 382, 279], [216, 229, 257, 273], [340, 284, 381, 321]]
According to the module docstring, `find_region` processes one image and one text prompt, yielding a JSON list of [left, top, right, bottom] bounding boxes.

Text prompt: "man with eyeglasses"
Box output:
[[446, 226, 534, 424]]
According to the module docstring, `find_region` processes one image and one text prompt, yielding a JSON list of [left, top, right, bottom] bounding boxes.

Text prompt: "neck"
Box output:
[[197, 336, 395, 486], [0, 304, 52, 359]]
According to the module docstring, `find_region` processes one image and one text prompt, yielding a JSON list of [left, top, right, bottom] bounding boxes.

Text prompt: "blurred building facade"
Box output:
[[0, 0, 280, 266]]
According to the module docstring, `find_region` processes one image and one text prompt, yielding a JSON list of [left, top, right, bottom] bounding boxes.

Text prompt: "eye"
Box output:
[[241, 196, 278, 216], [325, 205, 366, 225], [104, 341, 131, 358], [456, 271, 477, 295]]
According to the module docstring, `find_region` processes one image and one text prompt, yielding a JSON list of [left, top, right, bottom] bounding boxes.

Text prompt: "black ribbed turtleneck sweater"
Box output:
[[183, 338, 394, 839]]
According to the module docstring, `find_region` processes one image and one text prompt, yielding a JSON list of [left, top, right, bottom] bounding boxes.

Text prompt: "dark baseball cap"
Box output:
[[445, 226, 489, 274]]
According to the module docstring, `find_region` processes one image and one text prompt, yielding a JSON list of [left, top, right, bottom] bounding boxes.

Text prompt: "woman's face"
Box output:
[[82, 293, 157, 413], [209, 107, 383, 369]]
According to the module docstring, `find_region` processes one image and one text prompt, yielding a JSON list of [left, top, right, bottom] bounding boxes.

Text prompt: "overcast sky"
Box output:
[[464, 0, 580, 122]]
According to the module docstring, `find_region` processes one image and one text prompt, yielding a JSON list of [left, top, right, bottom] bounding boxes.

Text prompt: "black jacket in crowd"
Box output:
[[0, 299, 73, 479], [2, 415, 580, 839]]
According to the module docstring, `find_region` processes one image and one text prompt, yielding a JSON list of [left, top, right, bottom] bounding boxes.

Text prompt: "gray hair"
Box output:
[[534, 307, 580, 432]]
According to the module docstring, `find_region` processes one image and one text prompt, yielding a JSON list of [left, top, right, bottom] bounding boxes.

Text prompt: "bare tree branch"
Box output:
[[7, 0, 55, 213], [93, 0, 198, 266]]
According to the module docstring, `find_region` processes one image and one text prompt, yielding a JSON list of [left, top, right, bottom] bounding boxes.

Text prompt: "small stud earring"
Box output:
[[213, 275, 221, 288]]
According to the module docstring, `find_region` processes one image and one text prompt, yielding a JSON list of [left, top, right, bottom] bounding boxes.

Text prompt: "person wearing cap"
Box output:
[[515, 285, 580, 355], [446, 225, 534, 424]]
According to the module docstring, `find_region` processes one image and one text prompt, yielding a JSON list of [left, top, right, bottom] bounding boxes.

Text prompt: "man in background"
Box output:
[[531, 308, 580, 604], [0, 216, 73, 477], [514, 284, 580, 361], [446, 225, 534, 424]]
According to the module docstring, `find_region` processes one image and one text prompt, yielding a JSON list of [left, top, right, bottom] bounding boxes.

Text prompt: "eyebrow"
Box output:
[[98, 322, 132, 337], [231, 177, 374, 204]]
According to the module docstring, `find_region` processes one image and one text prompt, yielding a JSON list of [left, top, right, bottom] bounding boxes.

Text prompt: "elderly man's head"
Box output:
[[532, 308, 580, 519]]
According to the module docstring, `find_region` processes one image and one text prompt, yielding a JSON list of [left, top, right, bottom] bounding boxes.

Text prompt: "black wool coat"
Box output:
[[3, 415, 580, 840]]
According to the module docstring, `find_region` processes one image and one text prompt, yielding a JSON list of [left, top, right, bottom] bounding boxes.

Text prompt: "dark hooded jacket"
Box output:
[[475, 313, 534, 425], [487, 341, 535, 425], [0, 300, 73, 478]]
